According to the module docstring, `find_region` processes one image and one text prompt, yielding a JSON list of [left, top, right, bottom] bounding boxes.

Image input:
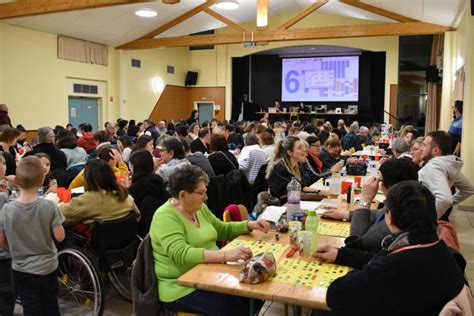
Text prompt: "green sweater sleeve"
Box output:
[[201, 204, 250, 241], [153, 209, 206, 266]]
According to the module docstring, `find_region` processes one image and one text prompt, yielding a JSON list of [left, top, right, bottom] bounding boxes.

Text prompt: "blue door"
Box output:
[[68, 97, 99, 132], [198, 103, 214, 125]]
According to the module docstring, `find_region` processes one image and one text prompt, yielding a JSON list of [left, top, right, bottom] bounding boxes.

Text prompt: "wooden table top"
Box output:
[[177, 228, 346, 311]]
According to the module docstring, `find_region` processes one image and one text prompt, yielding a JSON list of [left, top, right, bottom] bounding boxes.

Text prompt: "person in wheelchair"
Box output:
[[59, 159, 139, 238], [150, 165, 269, 315]]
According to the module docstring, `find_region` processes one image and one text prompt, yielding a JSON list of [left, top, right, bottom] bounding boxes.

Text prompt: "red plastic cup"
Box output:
[[362, 154, 368, 161], [374, 155, 380, 161], [354, 176, 362, 188], [341, 181, 352, 194]]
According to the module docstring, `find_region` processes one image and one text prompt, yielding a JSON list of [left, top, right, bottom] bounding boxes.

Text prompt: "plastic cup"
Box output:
[[327, 178, 342, 195], [341, 181, 352, 194], [288, 221, 302, 245], [297, 231, 312, 257], [354, 176, 362, 188]]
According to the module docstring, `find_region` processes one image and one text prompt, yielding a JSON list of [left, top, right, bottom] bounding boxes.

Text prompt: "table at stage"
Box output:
[[256, 111, 357, 120], [177, 202, 357, 314]]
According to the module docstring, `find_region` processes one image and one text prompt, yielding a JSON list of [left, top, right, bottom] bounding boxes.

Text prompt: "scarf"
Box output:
[[308, 151, 323, 173], [381, 229, 439, 253]]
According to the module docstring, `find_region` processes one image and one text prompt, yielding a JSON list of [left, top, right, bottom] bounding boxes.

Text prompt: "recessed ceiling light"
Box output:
[[215, 0, 239, 10], [135, 8, 157, 18]]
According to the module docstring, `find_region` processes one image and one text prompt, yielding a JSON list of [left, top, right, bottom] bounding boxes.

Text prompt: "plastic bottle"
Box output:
[[8, 189, 19, 202], [286, 177, 301, 221], [305, 210, 319, 252]]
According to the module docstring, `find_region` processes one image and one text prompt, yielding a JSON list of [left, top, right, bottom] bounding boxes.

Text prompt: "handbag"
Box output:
[[239, 252, 276, 284], [346, 162, 367, 176]]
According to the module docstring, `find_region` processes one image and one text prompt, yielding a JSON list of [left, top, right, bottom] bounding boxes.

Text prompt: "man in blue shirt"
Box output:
[[448, 100, 463, 156]]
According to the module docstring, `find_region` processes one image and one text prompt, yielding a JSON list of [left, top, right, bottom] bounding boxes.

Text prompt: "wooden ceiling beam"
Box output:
[[203, 8, 249, 33], [340, 0, 418, 23], [277, 0, 327, 30], [119, 22, 454, 50], [136, 0, 218, 40], [0, 0, 152, 20], [162, 0, 180, 3]]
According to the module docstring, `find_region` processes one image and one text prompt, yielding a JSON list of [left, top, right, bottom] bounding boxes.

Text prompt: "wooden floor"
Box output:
[[14, 208, 474, 316]]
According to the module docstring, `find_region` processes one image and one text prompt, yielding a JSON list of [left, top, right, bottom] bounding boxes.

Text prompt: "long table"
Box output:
[[177, 218, 350, 313]]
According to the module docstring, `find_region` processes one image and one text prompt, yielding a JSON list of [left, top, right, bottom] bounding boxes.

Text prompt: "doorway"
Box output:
[[196, 101, 214, 126], [68, 97, 99, 131]]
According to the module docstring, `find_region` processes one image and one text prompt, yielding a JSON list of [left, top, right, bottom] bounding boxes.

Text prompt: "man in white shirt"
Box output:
[[418, 130, 474, 220]]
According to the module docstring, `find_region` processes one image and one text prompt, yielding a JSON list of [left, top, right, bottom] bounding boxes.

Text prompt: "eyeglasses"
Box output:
[[311, 144, 321, 148], [190, 190, 207, 197]]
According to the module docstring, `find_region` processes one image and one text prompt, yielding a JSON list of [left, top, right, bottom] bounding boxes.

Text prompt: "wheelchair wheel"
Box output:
[[57, 247, 105, 316], [107, 266, 133, 302]]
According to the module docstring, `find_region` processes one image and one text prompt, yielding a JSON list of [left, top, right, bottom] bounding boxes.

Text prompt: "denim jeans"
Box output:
[[13, 269, 60, 316], [164, 289, 260, 316]]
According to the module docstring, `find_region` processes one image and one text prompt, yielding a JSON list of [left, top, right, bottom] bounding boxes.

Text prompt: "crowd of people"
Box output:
[[0, 102, 472, 315]]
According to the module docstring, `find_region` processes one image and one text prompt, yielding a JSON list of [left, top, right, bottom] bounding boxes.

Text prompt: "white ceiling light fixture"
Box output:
[[215, 0, 239, 10], [135, 8, 158, 18]]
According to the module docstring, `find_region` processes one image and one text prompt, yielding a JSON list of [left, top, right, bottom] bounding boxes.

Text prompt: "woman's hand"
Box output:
[[313, 244, 338, 263], [110, 149, 122, 166], [322, 210, 349, 221], [247, 220, 270, 233], [224, 246, 253, 262]]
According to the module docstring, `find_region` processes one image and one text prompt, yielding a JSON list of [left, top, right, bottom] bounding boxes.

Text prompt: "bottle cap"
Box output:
[[307, 210, 316, 216]]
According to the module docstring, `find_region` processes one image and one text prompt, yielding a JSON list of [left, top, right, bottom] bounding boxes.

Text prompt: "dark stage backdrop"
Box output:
[[231, 51, 386, 125]]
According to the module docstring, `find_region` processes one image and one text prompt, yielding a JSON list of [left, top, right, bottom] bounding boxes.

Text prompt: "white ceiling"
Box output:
[[0, 0, 467, 47]]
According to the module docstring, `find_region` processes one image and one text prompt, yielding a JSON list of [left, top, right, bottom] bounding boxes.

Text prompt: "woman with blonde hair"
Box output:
[[266, 136, 313, 199], [411, 136, 425, 167]]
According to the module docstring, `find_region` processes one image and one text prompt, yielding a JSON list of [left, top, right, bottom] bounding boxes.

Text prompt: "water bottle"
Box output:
[[305, 210, 319, 252], [286, 177, 301, 221], [8, 189, 19, 203]]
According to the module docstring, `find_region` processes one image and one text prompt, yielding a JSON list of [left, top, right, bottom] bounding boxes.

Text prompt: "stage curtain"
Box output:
[[58, 36, 108, 66]]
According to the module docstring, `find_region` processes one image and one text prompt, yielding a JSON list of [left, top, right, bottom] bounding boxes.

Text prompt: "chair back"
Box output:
[[91, 212, 139, 271], [223, 204, 249, 223]]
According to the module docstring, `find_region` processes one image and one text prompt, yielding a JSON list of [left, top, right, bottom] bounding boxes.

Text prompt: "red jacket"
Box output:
[[77, 132, 96, 153]]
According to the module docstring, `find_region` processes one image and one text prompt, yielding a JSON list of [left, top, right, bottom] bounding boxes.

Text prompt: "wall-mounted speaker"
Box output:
[[426, 65, 440, 83], [185, 71, 198, 86]]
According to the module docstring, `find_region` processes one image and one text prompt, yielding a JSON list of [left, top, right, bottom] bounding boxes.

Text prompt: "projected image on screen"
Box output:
[[282, 56, 359, 102]]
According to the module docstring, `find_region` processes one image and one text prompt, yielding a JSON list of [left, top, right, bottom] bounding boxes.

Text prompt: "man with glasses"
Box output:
[[24, 127, 67, 171]]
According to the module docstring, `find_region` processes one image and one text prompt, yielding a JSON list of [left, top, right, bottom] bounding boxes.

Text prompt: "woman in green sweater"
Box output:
[[150, 164, 269, 315]]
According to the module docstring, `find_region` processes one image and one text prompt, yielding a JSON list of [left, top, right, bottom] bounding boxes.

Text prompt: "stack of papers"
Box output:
[[300, 201, 321, 211], [260, 206, 286, 223]]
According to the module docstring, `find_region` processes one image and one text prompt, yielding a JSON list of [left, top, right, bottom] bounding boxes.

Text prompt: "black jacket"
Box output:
[[24, 143, 67, 171], [318, 148, 338, 172], [208, 151, 238, 176], [268, 161, 311, 199], [328, 232, 465, 316], [128, 175, 170, 238], [190, 138, 209, 154]]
